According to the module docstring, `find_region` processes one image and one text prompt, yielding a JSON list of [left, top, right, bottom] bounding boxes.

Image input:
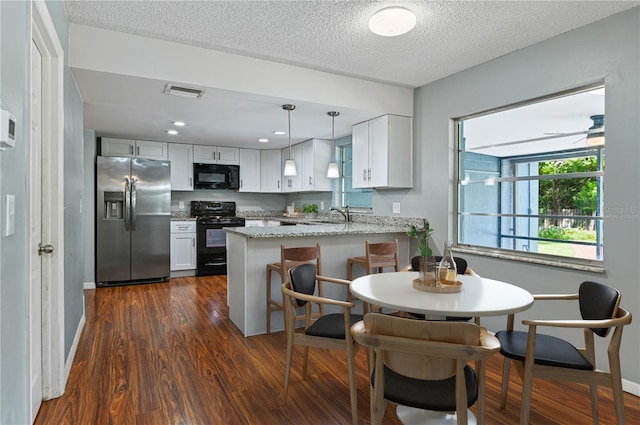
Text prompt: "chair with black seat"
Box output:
[[495, 281, 632, 425], [282, 263, 361, 425], [266, 244, 322, 334], [351, 313, 501, 425]]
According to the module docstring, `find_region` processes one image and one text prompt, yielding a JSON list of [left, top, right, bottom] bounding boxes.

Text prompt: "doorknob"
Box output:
[[38, 243, 54, 255]]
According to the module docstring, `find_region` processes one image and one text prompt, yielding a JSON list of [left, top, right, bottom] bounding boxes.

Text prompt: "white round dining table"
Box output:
[[350, 271, 534, 425], [350, 271, 534, 318]]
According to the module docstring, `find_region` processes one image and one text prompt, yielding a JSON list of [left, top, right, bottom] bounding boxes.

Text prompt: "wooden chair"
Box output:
[[347, 239, 399, 301], [351, 313, 500, 425], [266, 244, 322, 334], [495, 281, 633, 425], [282, 263, 361, 425]]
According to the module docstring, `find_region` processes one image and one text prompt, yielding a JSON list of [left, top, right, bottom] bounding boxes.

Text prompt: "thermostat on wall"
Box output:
[[0, 109, 16, 150]]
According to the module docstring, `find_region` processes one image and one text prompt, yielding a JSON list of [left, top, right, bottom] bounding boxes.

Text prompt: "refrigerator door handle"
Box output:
[[131, 177, 137, 231], [124, 177, 131, 231]]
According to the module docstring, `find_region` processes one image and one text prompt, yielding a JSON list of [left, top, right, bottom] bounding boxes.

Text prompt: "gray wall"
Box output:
[[0, 2, 30, 421], [0, 0, 85, 422], [405, 9, 639, 385]]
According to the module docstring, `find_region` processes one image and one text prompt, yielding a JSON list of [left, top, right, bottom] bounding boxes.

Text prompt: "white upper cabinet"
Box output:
[[193, 145, 239, 165], [168, 143, 193, 191], [238, 148, 261, 192], [135, 140, 169, 160], [101, 137, 168, 160], [351, 114, 412, 189], [260, 149, 282, 193], [281, 143, 303, 192], [301, 139, 333, 192]]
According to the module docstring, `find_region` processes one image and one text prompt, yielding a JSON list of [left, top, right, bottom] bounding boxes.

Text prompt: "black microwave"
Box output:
[[193, 163, 240, 190]]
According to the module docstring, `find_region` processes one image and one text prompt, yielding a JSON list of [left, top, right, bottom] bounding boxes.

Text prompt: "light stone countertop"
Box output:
[[224, 222, 409, 238]]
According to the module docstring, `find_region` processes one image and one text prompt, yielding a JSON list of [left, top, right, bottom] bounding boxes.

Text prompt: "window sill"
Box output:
[[453, 246, 605, 274]]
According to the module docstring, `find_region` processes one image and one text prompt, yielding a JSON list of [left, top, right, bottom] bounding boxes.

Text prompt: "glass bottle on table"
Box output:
[[437, 240, 457, 285]]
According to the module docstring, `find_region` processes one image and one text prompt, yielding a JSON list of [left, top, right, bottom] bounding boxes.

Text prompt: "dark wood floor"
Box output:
[[35, 276, 639, 424]]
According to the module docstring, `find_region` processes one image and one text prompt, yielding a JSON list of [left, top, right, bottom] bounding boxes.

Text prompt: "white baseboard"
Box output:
[[623, 378, 640, 397], [64, 313, 85, 383], [83, 281, 96, 290]]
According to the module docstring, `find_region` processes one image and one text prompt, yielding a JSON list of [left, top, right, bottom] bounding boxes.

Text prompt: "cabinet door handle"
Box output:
[[277, 180, 280, 189], [218, 151, 221, 161], [309, 176, 312, 185], [130, 145, 134, 155], [368, 168, 371, 181], [240, 179, 243, 188], [192, 239, 195, 248], [363, 169, 367, 181], [189, 177, 192, 188], [136, 146, 140, 156]]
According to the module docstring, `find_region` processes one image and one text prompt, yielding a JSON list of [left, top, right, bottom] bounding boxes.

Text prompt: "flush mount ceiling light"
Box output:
[[587, 114, 605, 146], [173, 121, 185, 126], [282, 104, 297, 176], [258, 138, 269, 143], [273, 131, 286, 135], [369, 7, 416, 37], [326, 111, 340, 178], [167, 129, 178, 135]]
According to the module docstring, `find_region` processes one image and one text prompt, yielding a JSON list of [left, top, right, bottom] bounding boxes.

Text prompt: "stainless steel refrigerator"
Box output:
[[96, 156, 171, 285]]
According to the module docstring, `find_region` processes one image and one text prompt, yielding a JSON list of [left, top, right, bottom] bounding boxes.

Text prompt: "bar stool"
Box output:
[[266, 244, 323, 334], [347, 240, 399, 301]]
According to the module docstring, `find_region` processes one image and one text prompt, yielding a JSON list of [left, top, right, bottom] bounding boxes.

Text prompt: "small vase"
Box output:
[[437, 241, 458, 285], [419, 256, 437, 287]]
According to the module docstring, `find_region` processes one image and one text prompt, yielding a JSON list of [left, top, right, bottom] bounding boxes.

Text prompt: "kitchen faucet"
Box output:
[[330, 206, 350, 222]]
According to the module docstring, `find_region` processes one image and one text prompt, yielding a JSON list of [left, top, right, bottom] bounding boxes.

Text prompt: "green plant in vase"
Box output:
[[407, 219, 435, 257], [407, 219, 436, 285]]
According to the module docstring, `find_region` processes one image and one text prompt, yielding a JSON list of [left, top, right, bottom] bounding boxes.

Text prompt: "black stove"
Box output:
[[191, 201, 245, 276]]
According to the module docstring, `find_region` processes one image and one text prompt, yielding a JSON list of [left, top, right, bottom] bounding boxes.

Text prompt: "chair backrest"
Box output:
[[361, 313, 481, 381], [280, 243, 322, 277], [410, 255, 468, 274], [579, 281, 621, 337], [366, 239, 398, 257], [288, 263, 318, 308]]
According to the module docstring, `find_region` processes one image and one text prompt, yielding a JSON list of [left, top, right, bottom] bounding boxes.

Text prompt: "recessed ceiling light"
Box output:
[[273, 131, 286, 135], [167, 129, 178, 135], [258, 138, 269, 143], [173, 121, 185, 126], [369, 7, 416, 37]]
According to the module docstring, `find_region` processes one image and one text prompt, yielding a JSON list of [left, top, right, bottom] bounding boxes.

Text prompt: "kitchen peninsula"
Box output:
[[225, 218, 417, 336]]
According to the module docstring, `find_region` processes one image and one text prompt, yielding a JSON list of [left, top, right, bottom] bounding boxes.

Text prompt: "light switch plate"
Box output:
[[392, 202, 401, 214], [5, 194, 15, 236]]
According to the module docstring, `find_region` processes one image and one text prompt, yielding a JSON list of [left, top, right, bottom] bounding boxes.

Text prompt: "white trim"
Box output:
[[32, 0, 66, 400], [63, 314, 85, 383], [83, 281, 96, 290], [623, 378, 640, 397]]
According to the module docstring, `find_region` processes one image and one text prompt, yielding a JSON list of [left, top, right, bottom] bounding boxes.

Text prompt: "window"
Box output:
[[337, 144, 372, 210], [455, 85, 604, 264]]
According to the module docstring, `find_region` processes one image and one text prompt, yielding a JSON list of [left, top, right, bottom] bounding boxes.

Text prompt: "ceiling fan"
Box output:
[[543, 114, 605, 146]]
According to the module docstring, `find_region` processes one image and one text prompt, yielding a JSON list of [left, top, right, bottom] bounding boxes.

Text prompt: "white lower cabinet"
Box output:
[[170, 221, 197, 272]]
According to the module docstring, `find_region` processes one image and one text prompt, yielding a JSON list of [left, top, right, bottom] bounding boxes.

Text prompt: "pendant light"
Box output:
[[326, 111, 340, 178], [586, 114, 605, 146], [282, 104, 297, 176]]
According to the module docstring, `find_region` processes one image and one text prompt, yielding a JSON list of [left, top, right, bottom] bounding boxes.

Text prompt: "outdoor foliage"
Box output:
[[538, 156, 600, 228], [538, 225, 596, 241]]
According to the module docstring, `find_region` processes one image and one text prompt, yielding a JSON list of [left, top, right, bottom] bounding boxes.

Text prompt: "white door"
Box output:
[[29, 38, 43, 423]]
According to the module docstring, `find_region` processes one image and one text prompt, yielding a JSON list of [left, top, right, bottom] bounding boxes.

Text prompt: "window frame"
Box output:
[[453, 83, 605, 271]]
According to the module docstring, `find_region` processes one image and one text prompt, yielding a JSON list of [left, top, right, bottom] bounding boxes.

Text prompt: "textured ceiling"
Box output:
[[64, 1, 638, 88], [63, 1, 638, 150]]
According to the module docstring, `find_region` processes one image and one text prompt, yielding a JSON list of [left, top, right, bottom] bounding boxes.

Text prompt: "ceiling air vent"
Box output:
[[163, 84, 205, 99]]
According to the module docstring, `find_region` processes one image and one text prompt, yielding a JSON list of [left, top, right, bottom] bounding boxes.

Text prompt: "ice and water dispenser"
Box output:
[[103, 192, 124, 219]]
